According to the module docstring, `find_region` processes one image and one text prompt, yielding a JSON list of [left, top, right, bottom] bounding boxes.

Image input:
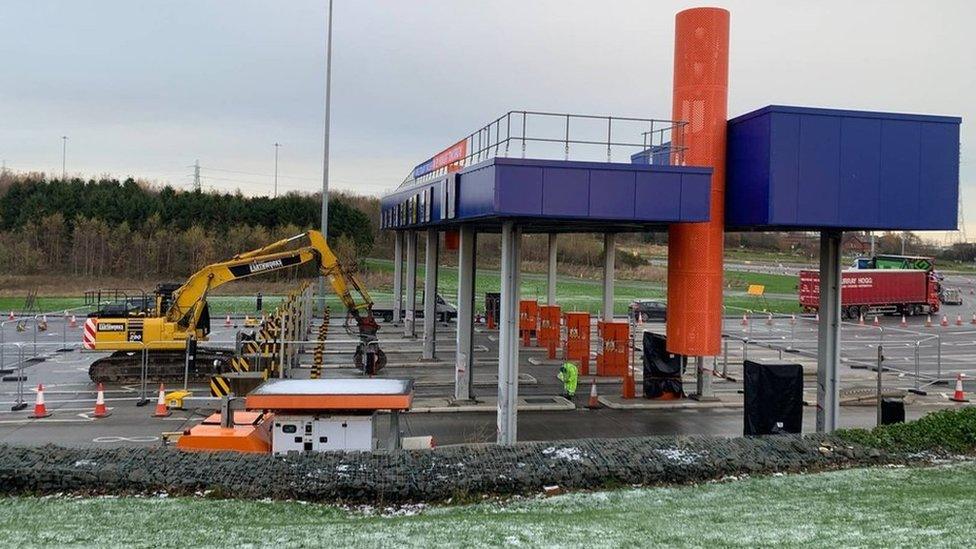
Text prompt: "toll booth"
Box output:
[[538, 305, 561, 359], [564, 312, 591, 375], [596, 321, 629, 376], [519, 300, 539, 346]]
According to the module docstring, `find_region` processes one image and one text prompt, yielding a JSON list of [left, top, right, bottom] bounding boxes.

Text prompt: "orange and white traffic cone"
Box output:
[[153, 383, 171, 417], [790, 314, 796, 325], [741, 314, 748, 326], [69, 315, 78, 328], [587, 379, 601, 409], [815, 312, 820, 322], [765, 313, 773, 326], [926, 315, 933, 327], [92, 383, 110, 418], [942, 315, 949, 327], [224, 315, 232, 327], [873, 315, 880, 327], [970, 313, 976, 325], [956, 315, 963, 327], [859, 314, 865, 325], [7, 311, 14, 320], [900, 315, 907, 327], [29, 384, 52, 418], [950, 373, 969, 403]]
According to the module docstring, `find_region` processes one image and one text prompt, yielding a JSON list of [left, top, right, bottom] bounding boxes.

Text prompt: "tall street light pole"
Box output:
[[318, 0, 334, 313], [273, 142, 281, 197], [61, 136, 68, 180]]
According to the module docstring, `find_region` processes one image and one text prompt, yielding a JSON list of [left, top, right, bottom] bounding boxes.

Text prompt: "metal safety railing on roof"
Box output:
[[399, 110, 688, 189]]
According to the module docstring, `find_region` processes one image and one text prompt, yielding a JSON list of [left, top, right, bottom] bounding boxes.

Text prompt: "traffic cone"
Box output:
[[29, 384, 52, 418], [950, 373, 969, 403], [153, 384, 171, 417], [956, 315, 963, 327], [859, 314, 864, 325], [815, 312, 820, 322], [900, 315, 907, 327], [766, 313, 773, 326], [873, 315, 880, 327], [587, 379, 601, 409], [926, 315, 933, 327], [224, 314, 232, 327], [7, 311, 14, 320], [92, 383, 110, 418], [741, 314, 748, 326], [790, 314, 796, 325], [942, 315, 949, 327], [970, 313, 976, 325], [637, 313, 644, 327], [69, 315, 77, 328]]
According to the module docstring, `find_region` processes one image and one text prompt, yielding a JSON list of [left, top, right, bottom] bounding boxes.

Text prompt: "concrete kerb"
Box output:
[[411, 395, 575, 413]]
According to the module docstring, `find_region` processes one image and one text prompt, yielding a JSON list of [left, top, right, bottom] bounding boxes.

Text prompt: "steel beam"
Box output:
[[817, 230, 842, 433], [392, 231, 403, 325], [497, 222, 521, 445], [455, 226, 476, 401], [404, 231, 418, 338], [603, 232, 616, 321], [422, 229, 439, 360], [547, 233, 557, 305]]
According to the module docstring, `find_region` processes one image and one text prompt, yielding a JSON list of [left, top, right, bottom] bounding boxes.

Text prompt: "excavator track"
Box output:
[[88, 347, 237, 384]]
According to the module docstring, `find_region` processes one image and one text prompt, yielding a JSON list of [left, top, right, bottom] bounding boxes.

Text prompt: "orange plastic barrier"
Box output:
[[444, 230, 459, 251], [538, 305, 561, 359], [666, 7, 730, 357], [596, 321, 629, 376], [564, 312, 591, 375], [519, 300, 539, 346]]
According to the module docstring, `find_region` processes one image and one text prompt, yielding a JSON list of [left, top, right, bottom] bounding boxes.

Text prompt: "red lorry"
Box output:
[[798, 269, 941, 319]]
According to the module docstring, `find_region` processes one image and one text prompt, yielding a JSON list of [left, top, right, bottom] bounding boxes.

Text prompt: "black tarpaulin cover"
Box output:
[[743, 359, 803, 436], [642, 332, 684, 399]]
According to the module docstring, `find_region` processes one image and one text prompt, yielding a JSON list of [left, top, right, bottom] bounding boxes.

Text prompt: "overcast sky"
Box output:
[[1, 0, 973, 234]]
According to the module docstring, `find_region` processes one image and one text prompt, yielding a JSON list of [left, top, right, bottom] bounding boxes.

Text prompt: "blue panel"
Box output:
[[456, 164, 496, 219], [679, 173, 710, 220], [838, 117, 881, 225], [635, 171, 680, 220], [726, 113, 770, 225], [542, 167, 589, 217], [795, 115, 841, 225], [878, 120, 921, 227], [768, 113, 799, 223], [495, 165, 544, 215], [589, 170, 636, 219], [918, 122, 960, 230], [727, 105, 961, 231]]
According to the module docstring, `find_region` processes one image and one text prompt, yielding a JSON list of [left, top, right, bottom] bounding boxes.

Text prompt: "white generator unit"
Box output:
[[272, 414, 376, 454]]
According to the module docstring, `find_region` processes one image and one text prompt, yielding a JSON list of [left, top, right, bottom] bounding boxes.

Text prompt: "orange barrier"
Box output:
[[564, 312, 591, 375], [538, 305, 561, 359], [596, 321, 629, 376], [666, 7, 730, 357], [519, 300, 539, 347], [29, 384, 51, 419]]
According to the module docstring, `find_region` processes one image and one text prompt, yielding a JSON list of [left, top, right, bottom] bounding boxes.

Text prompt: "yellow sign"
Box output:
[[747, 284, 765, 297]]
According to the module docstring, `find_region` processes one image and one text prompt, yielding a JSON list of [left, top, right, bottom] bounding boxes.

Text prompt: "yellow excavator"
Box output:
[[84, 230, 384, 382]]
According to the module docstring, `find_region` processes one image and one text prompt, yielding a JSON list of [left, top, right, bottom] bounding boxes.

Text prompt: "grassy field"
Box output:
[[0, 462, 973, 547], [0, 259, 801, 316]]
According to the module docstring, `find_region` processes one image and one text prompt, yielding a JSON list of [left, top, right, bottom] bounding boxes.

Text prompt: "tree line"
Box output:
[[0, 173, 378, 279]]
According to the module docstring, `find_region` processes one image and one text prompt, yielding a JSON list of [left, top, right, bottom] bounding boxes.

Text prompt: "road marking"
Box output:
[[92, 436, 158, 443]]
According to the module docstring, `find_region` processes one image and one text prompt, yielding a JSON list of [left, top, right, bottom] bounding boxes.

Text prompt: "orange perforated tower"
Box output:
[[666, 7, 729, 357]]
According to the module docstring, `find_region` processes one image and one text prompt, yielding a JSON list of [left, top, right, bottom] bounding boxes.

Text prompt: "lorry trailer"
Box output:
[[798, 269, 940, 319]]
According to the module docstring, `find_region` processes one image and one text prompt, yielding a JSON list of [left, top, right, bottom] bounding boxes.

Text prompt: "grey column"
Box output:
[[392, 231, 403, 325], [817, 230, 842, 433], [455, 226, 476, 401], [404, 231, 418, 338], [497, 222, 521, 445], [422, 228, 439, 360], [602, 232, 616, 321], [547, 233, 557, 305]]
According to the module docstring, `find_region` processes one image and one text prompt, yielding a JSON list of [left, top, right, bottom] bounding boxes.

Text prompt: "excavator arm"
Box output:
[[166, 230, 384, 371]]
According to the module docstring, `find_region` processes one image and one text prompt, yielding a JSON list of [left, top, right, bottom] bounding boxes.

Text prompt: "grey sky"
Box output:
[[1, 1, 972, 234]]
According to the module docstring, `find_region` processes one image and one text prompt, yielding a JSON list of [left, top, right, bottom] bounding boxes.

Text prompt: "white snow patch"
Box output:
[[542, 446, 584, 462], [654, 448, 706, 465], [73, 459, 97, 467]]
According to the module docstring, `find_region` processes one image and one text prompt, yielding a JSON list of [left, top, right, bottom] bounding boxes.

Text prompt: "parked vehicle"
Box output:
[[940, 287, 963, 305], [799, 269, 941, 319], [373, 292, 457, 323], [629, 299, 667, 322]]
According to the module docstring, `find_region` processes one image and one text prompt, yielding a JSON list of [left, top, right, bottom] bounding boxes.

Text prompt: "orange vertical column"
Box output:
[[666, 7, 730, 357]]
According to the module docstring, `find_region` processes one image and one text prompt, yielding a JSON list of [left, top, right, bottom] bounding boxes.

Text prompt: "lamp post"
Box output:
[[273, 142, 281, 197], [317, 0, 334, 313], [61, 136, 68, 180]]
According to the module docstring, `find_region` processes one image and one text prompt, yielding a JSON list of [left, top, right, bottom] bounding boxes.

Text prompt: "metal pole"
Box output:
[[392, 231, 403, 324], [455, 226, 476, 401], [547, 233, 557, 305], [273, 142, 281, 197], [603, 233, 615, 321], [876, 344, 885, 426], [816, 230, 843, 433], [422, 229, 439, 360], [497, 222, 521, 445], [61, 136, 68, 180], [404, 231, 418, 338], [317, 0, 334, 314]]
